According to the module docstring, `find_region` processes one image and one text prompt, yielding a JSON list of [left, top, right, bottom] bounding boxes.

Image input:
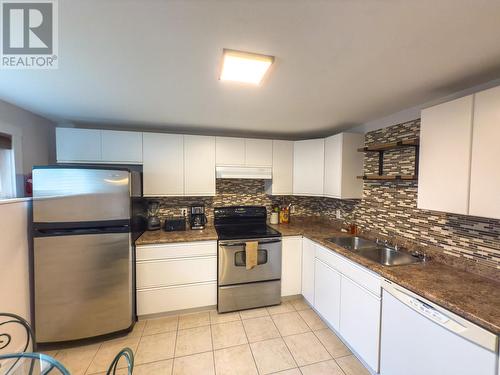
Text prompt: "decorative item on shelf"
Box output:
[[270, 205, 279, 224], [349, 223, 358, 235], [357, 138, 419, 181]]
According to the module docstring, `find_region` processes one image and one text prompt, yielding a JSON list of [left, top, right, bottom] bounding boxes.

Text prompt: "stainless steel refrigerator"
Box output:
[[32, 166, 145, 343]]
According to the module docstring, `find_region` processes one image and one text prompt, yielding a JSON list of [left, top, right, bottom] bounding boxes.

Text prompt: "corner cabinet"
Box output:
[[293, 138, 325, 196], [324, 133, 364, 199], [418, 85, 500, 220], [281, 236, 302, 297], [301, 237, 316, 304], [143, 133, 184, 196]]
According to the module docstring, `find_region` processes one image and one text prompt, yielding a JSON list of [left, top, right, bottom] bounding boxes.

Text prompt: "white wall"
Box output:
[[0, 99, 56, 197], [0, 200, 31, 348], [351, 78, 500, 133]]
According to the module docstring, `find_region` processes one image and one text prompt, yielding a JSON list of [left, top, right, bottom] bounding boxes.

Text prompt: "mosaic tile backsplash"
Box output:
[[146, 119, 500, 272]]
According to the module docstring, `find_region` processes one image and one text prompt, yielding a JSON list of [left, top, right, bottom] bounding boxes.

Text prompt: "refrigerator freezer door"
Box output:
[[33, 168, 131, 223], [34, 232, 133, 343]]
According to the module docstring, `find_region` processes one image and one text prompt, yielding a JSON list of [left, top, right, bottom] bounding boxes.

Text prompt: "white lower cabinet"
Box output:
[[301, 237, 316, 305], [281, 236, 302, 297], [136, 241, 217, 316], [314, 258, 341, 331], [340, 276, 381, 372]]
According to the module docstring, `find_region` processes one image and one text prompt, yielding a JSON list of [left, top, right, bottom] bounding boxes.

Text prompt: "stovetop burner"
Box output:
[[214, 206, 281, 240]]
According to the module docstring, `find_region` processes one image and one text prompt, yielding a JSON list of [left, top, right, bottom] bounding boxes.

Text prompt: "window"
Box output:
[[0, 133, 15, 199]]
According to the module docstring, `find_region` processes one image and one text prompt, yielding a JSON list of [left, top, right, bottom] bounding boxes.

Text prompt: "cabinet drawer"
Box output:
[[136, 241, 217, 261], [137, 282, 217, 316], [315, 243, 381, 297], [137, 256, 217, 289]]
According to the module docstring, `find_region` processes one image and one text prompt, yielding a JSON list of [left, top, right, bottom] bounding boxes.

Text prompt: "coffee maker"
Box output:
[[189, 205, 207, 230]]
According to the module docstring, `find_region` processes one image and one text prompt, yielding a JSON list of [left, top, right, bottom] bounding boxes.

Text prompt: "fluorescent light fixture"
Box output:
[[220, 49, 274, 85]]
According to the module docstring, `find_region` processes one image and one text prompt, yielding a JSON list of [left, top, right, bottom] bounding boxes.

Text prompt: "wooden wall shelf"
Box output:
[[358, 138, 420, 181], [357, 138, 419, 152], [357, 174, 417, 181]]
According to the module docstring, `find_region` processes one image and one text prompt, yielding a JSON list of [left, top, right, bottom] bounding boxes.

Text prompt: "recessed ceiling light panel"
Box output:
[[219, 49, 274, 85]]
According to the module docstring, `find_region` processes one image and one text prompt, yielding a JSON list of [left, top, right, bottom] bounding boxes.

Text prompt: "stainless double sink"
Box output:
[[327, 236, 423, 266]]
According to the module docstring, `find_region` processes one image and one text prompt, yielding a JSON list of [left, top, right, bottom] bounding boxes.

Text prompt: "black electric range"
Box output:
[[214, 206, 281, 240]]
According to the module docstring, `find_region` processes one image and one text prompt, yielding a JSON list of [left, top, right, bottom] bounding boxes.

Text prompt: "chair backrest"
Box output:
[[0, 352, 71, 375], [106, 347, 134, 375], [0, 313, 35, 355]]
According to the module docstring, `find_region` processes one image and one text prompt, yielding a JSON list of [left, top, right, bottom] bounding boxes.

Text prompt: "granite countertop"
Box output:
[[135, 219, 500, 334], [136, 226, 218, 245], [269, 221, 500, 335]]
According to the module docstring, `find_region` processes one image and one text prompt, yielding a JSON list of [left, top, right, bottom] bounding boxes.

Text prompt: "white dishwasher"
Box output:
[[381, 280, 498, 375]]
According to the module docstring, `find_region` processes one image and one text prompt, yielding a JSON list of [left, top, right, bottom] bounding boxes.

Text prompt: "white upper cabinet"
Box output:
[[469, 86, 500, 219], [143, 133, 184, 196], [266, 140, 293, 195], [184, 135, 216, 196], [245, 138, 273, 167], [56, 128, 101, 162], [324, 133, 364, 199], [216, 137, 272, 167], [216, 137, 245, 166], [101, 130, 142, 164], [418, 96, 474, 215], [57, 128, 143, 164], [293, 138, 325, 196]]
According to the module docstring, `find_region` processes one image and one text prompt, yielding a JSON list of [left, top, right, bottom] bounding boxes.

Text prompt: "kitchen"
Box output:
[[0, 1, 499, 375]]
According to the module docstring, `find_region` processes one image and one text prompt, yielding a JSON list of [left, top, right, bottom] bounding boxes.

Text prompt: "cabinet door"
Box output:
[[267, 140, 293, 195], [101, 130, 143, 163], [314, 258, 341, 331], [340, 276, 381, 372], [281, 236, 302, 297], [143, 133, 184, 196], [418, 96, 473, 215], [324, 134, 342, 198], [469, 86, 500, 219], [56, 128, 101, 162], [293, 139, 325, 196], [216, 137, 245, 166], [245, 138, 273, 166], [301, 238, 315, 305], [184, 135, 216, 196]]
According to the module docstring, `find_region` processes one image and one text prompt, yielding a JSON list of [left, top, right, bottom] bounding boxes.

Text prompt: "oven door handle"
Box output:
[[219, 239, 282, 247]]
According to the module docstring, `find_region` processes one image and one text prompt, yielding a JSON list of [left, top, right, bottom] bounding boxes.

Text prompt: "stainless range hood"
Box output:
[[216, 166, 272, 179]]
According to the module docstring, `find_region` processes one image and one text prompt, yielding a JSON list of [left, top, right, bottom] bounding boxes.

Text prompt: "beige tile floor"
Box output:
[[43, 298, 370, 375]]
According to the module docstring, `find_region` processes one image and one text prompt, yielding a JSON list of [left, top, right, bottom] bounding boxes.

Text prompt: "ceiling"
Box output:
[[1, 0, 500, 138]]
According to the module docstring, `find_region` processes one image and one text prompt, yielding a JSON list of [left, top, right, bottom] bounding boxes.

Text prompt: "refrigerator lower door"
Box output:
[[33, 168, 131, 223], [34, 232, 133, 343]]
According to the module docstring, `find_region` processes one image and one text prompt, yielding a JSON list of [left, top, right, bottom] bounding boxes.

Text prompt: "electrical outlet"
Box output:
[[180, 208, 188, 217], [335, 209, 341, 219], [290, 205, 296, 214]]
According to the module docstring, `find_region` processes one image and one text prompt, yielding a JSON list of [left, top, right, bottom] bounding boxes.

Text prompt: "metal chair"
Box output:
[[106, 348, 134, 375], [0, 352, 71, 375], [0, 313, 35, 354], [0, 313, 134, 374]]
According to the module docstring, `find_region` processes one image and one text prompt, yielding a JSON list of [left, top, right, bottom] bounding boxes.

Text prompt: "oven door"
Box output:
[[218, 238, 282, 285]]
